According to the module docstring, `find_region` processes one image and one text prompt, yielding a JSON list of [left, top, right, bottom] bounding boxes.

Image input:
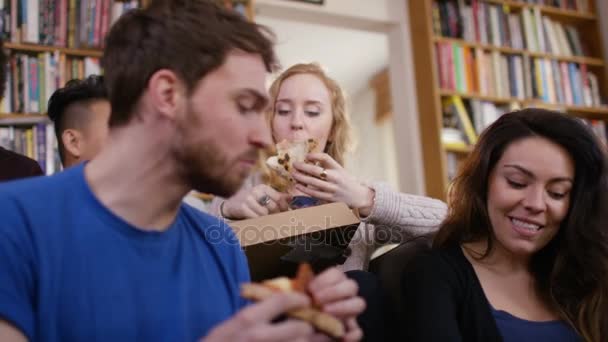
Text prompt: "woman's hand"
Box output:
[[221, 184, 291, 220], [291, 153, 375, 217]]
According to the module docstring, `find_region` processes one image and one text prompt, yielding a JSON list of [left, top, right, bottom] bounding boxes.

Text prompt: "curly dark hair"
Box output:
[[434, 108, 608, 341]]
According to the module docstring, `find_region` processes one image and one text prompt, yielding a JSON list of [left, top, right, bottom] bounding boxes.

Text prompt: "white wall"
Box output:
[[345, 87, 400, 189], [255, 0, 397, 31], [256, 0, 426, 195]]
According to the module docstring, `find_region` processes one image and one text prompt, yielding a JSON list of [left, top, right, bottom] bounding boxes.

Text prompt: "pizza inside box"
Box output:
[[229, 203, 360, 282]]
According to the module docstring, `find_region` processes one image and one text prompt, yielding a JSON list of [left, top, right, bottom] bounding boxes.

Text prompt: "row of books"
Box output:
[[1, 52, 100, 114], [0, 123, 59, 174], [511, 0, 589, 10], [442, 95, 608, 147], [433, 0, 590, 57], [0, 0, 140, 49], [436, 41, 603, 107], [442, 95, 515, 145]]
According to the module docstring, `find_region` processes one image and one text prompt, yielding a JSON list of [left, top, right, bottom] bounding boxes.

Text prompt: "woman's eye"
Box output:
[[238, 104, 252, 114], [548, 192, 567, 200], [276, 109, 290, 115], [305, 111, 320, 116], [507, 179, 526, 189]]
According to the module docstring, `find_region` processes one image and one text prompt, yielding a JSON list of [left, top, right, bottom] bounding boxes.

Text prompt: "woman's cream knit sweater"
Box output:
[[209, 178, 447, 271], [340, 181, 447, 271]]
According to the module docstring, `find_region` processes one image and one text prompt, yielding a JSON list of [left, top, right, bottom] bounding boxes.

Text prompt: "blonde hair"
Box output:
[[261, 62, 354, 190]]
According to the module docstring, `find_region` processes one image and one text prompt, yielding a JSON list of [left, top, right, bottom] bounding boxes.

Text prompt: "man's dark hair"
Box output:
[[47, 75, 108, 163], [101, 0, 278, 127]]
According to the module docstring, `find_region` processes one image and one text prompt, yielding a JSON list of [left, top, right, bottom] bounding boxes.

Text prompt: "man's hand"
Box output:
[[202, 292, 314, 342], [308, 268, 366, 342]]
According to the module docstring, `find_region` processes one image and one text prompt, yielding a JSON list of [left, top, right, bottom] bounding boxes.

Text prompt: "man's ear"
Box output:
[[62, 129, 82, 159], [147, 69, 186, 122]]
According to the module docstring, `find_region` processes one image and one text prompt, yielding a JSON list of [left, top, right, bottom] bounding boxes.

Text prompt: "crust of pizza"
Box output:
[[240, 283, 345, 338], [266, 139, 319, 183], [240, 264, 345, 338]]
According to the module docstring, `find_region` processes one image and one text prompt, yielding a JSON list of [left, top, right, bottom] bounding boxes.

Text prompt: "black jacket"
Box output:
[[400, 244, 503, 341], [0, 147, 44, 182]]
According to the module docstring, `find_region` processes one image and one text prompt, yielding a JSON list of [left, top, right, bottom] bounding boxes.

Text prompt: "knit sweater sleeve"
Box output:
[[362, 182, 447, 241], [340, 183, 448, 271]]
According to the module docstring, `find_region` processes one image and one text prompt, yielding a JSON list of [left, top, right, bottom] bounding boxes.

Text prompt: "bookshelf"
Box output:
[[0, 0, 255, 175], [3, 42, 104, 58], [484, 0, 596, 20], [409, 0, 607, 200], [433, 36, 605, 66]]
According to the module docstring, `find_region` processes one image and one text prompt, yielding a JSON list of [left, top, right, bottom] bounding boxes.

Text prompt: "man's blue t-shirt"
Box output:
[[0, 164, 250, 341]]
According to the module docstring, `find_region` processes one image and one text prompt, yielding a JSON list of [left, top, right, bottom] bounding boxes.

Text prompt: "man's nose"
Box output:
[[249, 117, 273, 150]]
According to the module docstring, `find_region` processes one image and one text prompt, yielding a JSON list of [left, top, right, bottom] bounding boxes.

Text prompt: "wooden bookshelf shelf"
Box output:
[[0, 113, 49, 125], [0, 113, 46, 119], [439, 89, 518, 104], [4, 42, 103, 58], [440, 90, 608, 115], [564, 105, 608, 115], [521, 102, 608, 115], [434, 36, 525, 55], [483, 0, 596, 20], [527, 52, 604, 66], [536, 4, 596, 21], [434, 36, 604, 66], [444, 143, 473, 153]]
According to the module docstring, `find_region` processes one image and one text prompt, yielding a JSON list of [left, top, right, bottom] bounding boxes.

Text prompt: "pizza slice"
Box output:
[[265, 139, 318, 184], [240, 263, 345, 338]]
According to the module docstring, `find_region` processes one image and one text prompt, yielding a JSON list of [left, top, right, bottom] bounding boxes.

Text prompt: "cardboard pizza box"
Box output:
[[229, 202, 360, 281]]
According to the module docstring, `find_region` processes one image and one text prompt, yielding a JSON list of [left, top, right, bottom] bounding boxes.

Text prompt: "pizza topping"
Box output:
[[266, 139, 318, 184], [240, 263, 345, 338]]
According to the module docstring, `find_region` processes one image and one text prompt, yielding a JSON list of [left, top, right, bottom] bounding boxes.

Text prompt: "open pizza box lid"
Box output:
[[230, 202, 360, 281]]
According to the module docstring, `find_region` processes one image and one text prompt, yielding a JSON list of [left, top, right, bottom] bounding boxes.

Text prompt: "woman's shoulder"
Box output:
[[402, 244, 473, 284]]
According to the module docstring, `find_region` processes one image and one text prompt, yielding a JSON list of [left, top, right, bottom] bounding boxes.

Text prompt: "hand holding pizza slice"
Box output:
[[266, 139, 319, 184], [240, 264, 346, 339]]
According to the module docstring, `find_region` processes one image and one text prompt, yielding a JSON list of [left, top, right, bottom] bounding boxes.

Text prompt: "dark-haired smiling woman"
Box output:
[[400, 108, 608, 342]]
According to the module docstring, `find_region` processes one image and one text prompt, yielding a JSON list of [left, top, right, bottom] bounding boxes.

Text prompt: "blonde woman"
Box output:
[[211, 62, 447, 272]]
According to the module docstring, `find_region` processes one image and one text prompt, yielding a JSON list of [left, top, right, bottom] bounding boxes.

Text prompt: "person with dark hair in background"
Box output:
[[0, 146, 44, 181], [47, 74, 211, 211], [47, 75, 211, 212], [400, 108, 608, 341], [47, 75, 110, 168], [0, 2, 364, 341], [0, 38, 44, 181]]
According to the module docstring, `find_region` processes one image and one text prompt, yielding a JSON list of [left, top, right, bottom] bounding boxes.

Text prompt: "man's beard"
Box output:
[[179, 138, 252, 198], [176, 102, 258, 197]]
